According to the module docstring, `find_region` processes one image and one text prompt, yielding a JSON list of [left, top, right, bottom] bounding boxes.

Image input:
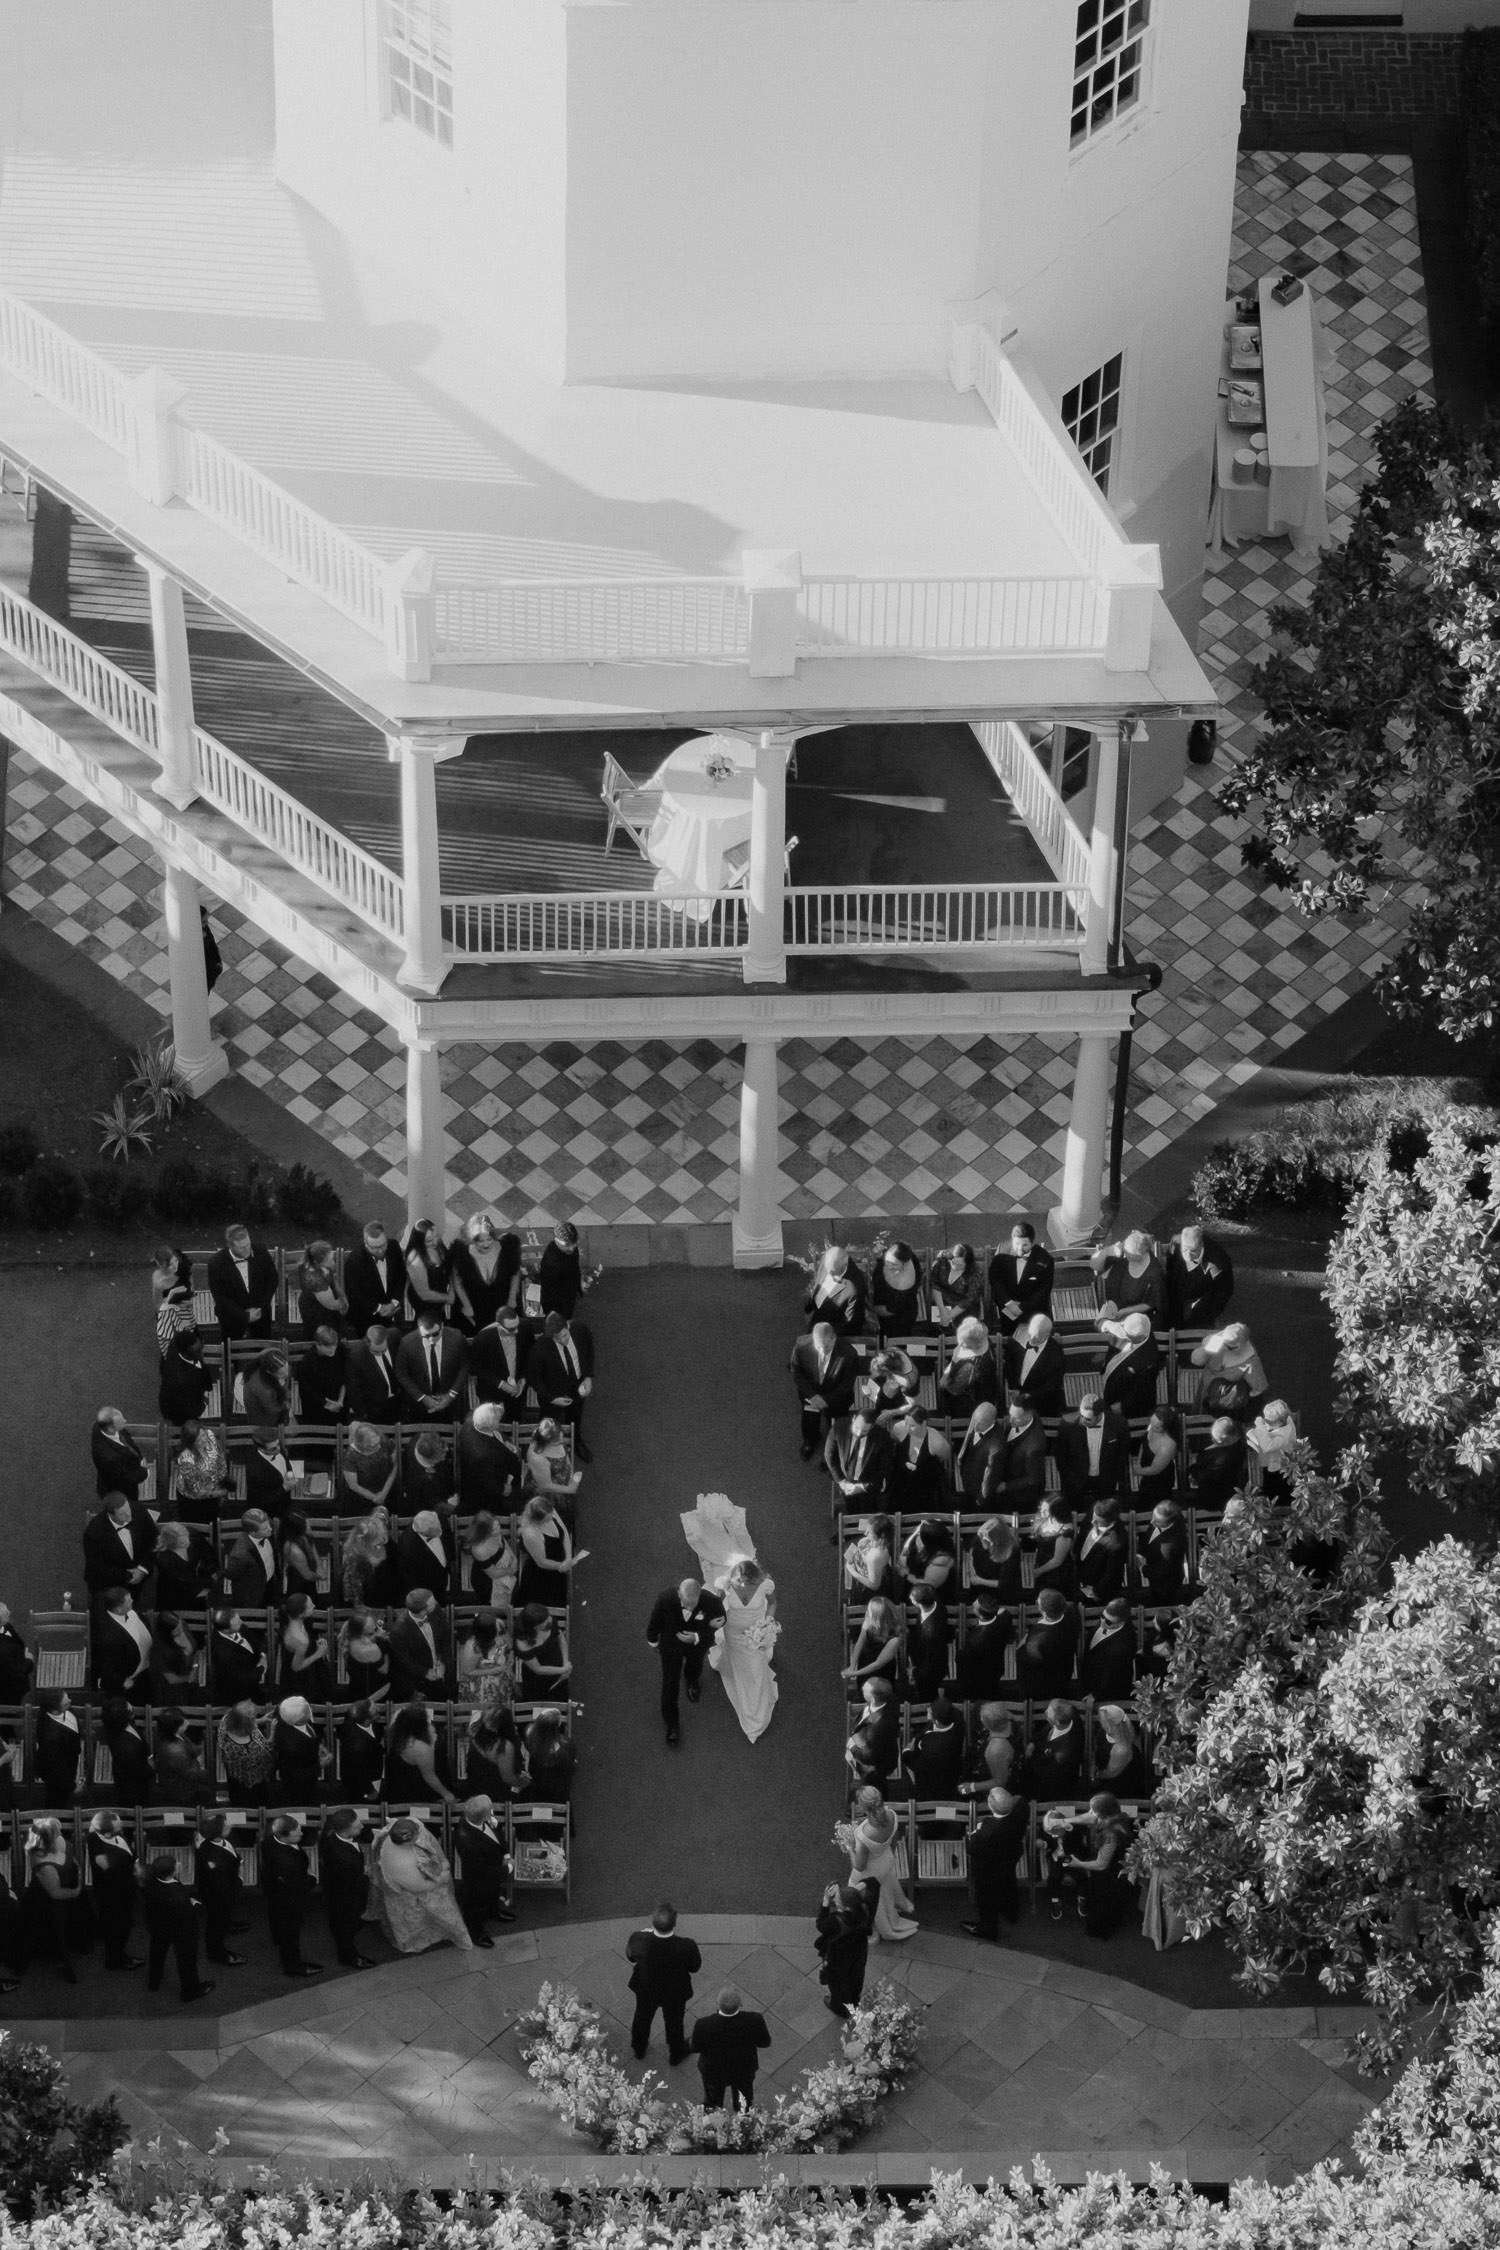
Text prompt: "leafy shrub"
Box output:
[[1191, 1075, 1488, 1220], [1463, 28, 1500, 327], [241, 1160, 278, 1228], [92, 1094, 154, 1163], [81, 1167, 155, 1232], [0, 1121, 41, 1177], [19, 1160, 84, 1231], [151, 1161, 239, 1225], [277, 1162, 342, 1230], [0, 2031, 125, 2217], [123, 1038, 189, 1126]]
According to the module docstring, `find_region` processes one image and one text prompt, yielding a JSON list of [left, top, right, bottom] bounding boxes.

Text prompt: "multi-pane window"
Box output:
[[382, 0, 454, 149], [1061, 353, 1124, 497], [1071, 0, 1149, 147]]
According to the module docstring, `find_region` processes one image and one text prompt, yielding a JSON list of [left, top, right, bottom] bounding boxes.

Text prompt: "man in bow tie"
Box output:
[[452, 1796, 517, 1945], [645, 1578, 727, 1746]]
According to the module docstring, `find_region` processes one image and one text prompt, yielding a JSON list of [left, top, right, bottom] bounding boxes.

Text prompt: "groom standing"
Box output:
[[626, 1902, 702, 2062], [645, 1577, 725, 1747]]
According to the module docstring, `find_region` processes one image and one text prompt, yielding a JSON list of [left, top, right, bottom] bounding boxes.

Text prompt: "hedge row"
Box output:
[[0, 1154, 341, 1233], [1190, 1076, 1492, 1222]]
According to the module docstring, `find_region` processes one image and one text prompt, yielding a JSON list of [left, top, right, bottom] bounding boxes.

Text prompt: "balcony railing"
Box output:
[[796, 576, 1102, 658], [0, 293, 134, 453], [432, 579, 752, 665], [973, 719, 1092, 892], [0, 586, 161, 755], [785, 883, 1085, 952], [442, 891, 751, 959], [179, 426, 391, 641]]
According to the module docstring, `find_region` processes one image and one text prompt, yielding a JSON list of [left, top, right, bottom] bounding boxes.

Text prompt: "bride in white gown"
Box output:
[[681, 1496, 779, 1743]]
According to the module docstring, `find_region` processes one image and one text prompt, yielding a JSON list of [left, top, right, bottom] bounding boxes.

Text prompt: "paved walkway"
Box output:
[[38, 1918, 1378, 2190]]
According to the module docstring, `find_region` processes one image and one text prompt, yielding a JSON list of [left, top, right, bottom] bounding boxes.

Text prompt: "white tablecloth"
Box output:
[[1208, 280, 1330, 559], [646, 732, 755, 901]]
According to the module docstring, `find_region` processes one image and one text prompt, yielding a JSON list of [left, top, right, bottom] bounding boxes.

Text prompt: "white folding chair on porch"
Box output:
[[721, 834, 798, 893], [601, 752, 664, 858]]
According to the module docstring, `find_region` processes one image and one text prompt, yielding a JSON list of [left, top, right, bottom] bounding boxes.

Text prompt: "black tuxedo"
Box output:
[[344, 1244, 407, 1334], [790, 1334, 859, 1450], [83, 1502, 157, 1593], [803, 1265, 868, 1338], [296, 1345, 348, 1423], [159, 1338, 215, 1425], [991, 1419, 1048, 1510], [393, 1326, 470, 1420], [0, 1622, 33, 1703], [690, 2008, 770, 2109], [105, 1721, 150, 1806], [452, 1816, 512, 1940], [320, 1829, 372, 1963], [968, 1800, 1028, 1934], [345, 1340, 401, 1425], [93, 1609, 152, 1697], [457, 1421, 524, 1512], [224, 1532, 280, 1609], [1076, 1519, 1130, 1604], [906, 1606, 952, 1701], [823, 1418, 893, 1511], [1057, 1410, 1131, 1505], [206, 1245, 279, 1340], [1003, 1333, 1067, 1418], [388, 1610, 451, 1701], [627, 1926, 702, 2060], [940, 1351, 1001, 1420], [1080, 1622, 1138, 1702], [195, 1833, 245, 1962], [86, 1831, 139, 1966], [646, 1587, 726, 1727], [1031, 1720, 1086, 1801], [1166, 1238, 1234, 1329], [273, 1719, 324, 1804], [262, 1834, 316, 1972], [906, 1719, 965, 1797], [1194, 1435, 1248, 1505], [956, 1608, 1014, 1700], [34, 1710, 82, 1802], [469, 1322, 534, 1409], [846, 1702, 900, 1791], [886, 1428, 953, 1513], [243, 1446, 295, 1525], [143, 1872, 205, 1997], [987, 1244, 1054, 1333], [339, 1714, 385, 1802], [815, 1893, 870, 2013], [1018, 1609, 1079, 1699], [1141, 1522, 1190, 1604], [394, 1526, 453, 1604], [209, 1624, 265, 1703], [91, 1424, 149, 1501], [527, 1323, 595, 1428], [1101, 1336, 1161, 1420]]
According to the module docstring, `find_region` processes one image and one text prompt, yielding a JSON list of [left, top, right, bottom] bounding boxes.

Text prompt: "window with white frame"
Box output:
[[1061, 353, 1124, 497], [1071, 0, 1149, 148], [381, 0, 454, 149]]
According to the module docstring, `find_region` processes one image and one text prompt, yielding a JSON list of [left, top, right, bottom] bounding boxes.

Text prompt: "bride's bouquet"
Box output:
[[744, 1618, 780, 1654]]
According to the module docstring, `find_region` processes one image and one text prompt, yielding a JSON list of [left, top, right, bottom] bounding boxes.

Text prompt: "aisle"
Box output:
[[567, 1264, 847, 1917]]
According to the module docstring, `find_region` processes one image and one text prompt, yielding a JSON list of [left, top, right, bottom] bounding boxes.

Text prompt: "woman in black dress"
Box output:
[[281, 1594, 332, 1704], [870, 1241, 924, 1340], [464, 1704, 527, 1800], [517, 1496, 586, 1606], [523, 1708, 577, 1803], [1135, 1408, 1181, 1500], [965, 1515, 1024, 1604], [154, 1520, 216, 1607], [383, 1702, 454, 1804], [20, 1817, 86, 1982], [1030, 1498, 1079, 1600], [538, 1222, 583, 1319], [338, 1610, 390, 1703], [452, 1214, 522, 1333], [403, 1220, 456, 1322], [281, 1512, 323, 1606]]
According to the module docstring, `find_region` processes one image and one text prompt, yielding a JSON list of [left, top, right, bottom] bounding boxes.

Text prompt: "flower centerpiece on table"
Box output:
[[702, 749, 737, 787]]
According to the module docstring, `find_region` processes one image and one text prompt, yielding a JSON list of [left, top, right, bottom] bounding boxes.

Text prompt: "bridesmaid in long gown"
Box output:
[[844, 1785, 918, 1940]]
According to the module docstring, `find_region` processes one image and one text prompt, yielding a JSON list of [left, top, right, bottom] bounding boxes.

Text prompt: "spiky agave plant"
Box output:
[[93, 1094, 155, 1161]]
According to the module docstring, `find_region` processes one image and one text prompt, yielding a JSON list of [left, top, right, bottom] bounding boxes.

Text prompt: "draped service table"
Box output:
[[644, 731, 755, 914], [1209, 273, 1331, 559]]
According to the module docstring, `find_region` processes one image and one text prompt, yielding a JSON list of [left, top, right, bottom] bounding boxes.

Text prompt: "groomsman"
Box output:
[[626, 1903, 701, 2062], [194, 1814, 249, 1967], [452, 1796, 516, 1945], [86, 1811, 142, 1971], [645, 1580, 726, 1746], [321, 1807, 374, 1968]]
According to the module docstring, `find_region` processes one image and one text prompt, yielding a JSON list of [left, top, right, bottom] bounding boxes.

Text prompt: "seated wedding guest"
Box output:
[[160, 1322, 216, 1426], [452, 1213, 522, 1332], [404, 1430, 457, 1519], [464, 1511, 519, 1607], [517, 1495, 587, 1607], [887, 1409, 953, 1513], [207, 1223, 279, 1341], [905, 1689, 965, 1796], [34, 1687, 83, 1804], [1248, 1399, 1299, 1501], [340, 1511, 393, 1608], [901, 1513, 958, 1601], [539, 1220, 585, 1319], [841, 1596, 904, 1693], [273, 1695, 329, 1803], [992, 1393, 1048, 1511], [154, 1520, 214, 1608], [1003, 1313, 1066, 1419], [514, 1604, 572, 1697], [1081, 1597, 1139, 1701], [1193, 1415, 1250, 1504], [825, 1409, 893, 1526], [153, 1709, 210, 1804], [1029, 1697, 1086, 1800], [280, 1512, 322, 1607], [960, 1702, 1018, 1798], [1135, 1407, 1181, 1499], [843, 1515, 901, 1603], [966, 1515, 1024, 1604], [464, 1703, 527, 1799], [1165, 1223, 1234, 1331], [1192, 1322, 1269, 1418], [1095, 1703, 1147, 1796], [0, 1602, 31, 1704], [296, 1327, 349, 1424], [171, 1419, 229, 1521], [1043, 1793, 1136, 1937], [526, 1313, 594, 1461], [344, 1222, 406, 1338], [1099, 1311, 1161, 1420], [296, 1242, 348, 1337], [384, 1700, 454, 1804], [209, 1609, 266, 1703], [404, 1219, 457, 1322], [242, 1427, 295, 1523], [1141, 1497, 1191, 1604], [525, 1419, 583, 1507], [459, 1404, 525, 1511], [94, 1590, 153, 1701], [149, 1610, 202, 1702], [345, 1323, 401, 1426], [339, 1699, 386, 1802], [151, 1245, 194, 1342], [523, 1707, 577, 1803], [906, 1585, 952, 1702], [217, 1700, 277, 1806], [1057, 1393, 1129, 1507], [100, 1697, 150, 1807], [455, 1608, 512, 1706], [84, 1488, 157, 1595], [1018, 1588, 1079, 1699], [987, 1221, 1054, 1338], [870, 1240, 924, 1339], [1030, 1495, 1078, 1598], [1077, 1498, 1130, 1604], [394, 1308, 469, 1425], [470, 1307, 533, 1413], [395, 1511, 454, 1604], [956, 1402, 1006, 1506], [281, 1594, 332, 1702], [341, 1421, 399, 1516], [338, 1610, 390, 1703], [225, 1510, 280, 1609], [804, 1244, 867, 1338], [91, 1406, 149, 1501], [1092, 1231, 1167, 1322], [845, 1677, 899, 1791], [940, 1317, 1000, 1424], [929, 1243, 984, 1332], [388, 1590, 452, 1702], [957, 1589, 1014, 1701], [241, 1352, 291, 1430]]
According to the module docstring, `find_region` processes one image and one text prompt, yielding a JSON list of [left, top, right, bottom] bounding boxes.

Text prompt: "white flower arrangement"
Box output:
[[518, 1977, 922, 2154], [702, 749, 737, 786]]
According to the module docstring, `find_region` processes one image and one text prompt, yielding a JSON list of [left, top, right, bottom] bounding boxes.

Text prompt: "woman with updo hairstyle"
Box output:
[[523, 1707, 578, 1803], [870, 1240, 924, 1340], [341, 1420, 399, 1516]]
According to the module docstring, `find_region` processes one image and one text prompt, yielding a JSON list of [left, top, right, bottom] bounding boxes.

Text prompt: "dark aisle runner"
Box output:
[[567, 1264, 846, 1917]]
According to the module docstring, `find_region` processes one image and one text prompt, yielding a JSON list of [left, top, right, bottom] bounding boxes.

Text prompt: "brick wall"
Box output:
[[1244, 30, 1463, 115]]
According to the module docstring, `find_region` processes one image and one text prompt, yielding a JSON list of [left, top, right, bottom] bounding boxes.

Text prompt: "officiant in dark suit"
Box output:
[[626, 1902, 702, 2062], [645, 1580, 727, 1746], [690, 1986, 771, 2110]]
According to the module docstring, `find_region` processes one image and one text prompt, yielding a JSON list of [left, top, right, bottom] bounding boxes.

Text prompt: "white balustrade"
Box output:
[[973, 718, 1092, 892], [797, 575, 1102, 657], [178, 426, 391, 638], [441, 891, 749, 960], [784, 883, 1086, 953], [431, 580, 752, 665], [0, 586, 161, 754], [0, 290, 133, 451], [968, 328, 1123, 580]]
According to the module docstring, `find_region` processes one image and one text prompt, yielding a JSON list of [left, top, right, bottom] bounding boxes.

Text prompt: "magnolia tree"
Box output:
[[1219, 398, 1500, 1042], [1326, 1114, 1500, 1509]]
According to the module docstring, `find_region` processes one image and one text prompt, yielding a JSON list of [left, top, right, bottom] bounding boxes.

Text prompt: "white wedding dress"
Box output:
[[680, 1492, 756, 1580], [709, 1569, 779, 1743]]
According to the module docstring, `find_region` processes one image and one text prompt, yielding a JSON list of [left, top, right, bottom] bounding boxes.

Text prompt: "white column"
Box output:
[[140, 559, 198, 810], [1048, 1032, 1112, 1248], [405, 1038, 448, 1236], [1081, 723, 1124, 976], [160, 862, 228, 1095], [732, 1034, 784, 1269], [742, 730, 791, 985], [388, 733, 465, 993]]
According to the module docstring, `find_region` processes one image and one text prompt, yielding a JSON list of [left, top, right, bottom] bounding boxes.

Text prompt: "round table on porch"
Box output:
[[645, 733, 756, 913]]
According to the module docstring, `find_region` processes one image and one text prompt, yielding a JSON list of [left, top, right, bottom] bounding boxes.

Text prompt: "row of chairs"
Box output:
[[835, 1509, 1224, 1613], [893, 1696, 1156, 1787], [117, 1417, 574, 1515], [841, 1600, 1175, 1698], [130, 1513, 539, 1604], [814, 1240, 1220, 1341], [878, 1795, 1150, 1899], [4, 1799, 572, 1897]]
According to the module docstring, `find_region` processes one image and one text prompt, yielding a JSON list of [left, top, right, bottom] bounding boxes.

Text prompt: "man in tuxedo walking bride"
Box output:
[[645, 1578, 726, 1747]]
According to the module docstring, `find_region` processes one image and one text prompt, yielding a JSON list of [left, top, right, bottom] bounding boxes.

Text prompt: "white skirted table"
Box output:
[[645, 731, 756, 911], [1209, 274, 1331, 558]]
